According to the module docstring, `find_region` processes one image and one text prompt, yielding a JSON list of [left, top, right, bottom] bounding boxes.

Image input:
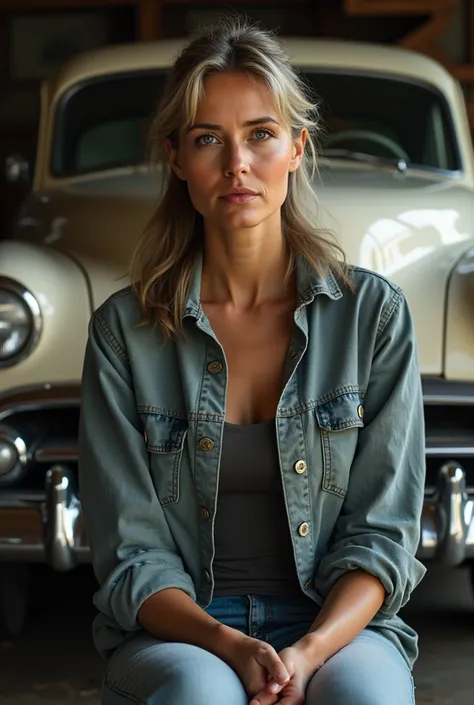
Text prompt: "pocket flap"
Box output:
[[141, 413, 188, 453], [315, 391, 364, 432]]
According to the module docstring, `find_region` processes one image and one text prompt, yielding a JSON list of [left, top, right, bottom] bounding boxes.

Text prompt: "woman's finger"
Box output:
[[279, 693, 305, 705], [249, 690, 281, 705], [256, 645, 290, 685], [278, 681, 306, 705]]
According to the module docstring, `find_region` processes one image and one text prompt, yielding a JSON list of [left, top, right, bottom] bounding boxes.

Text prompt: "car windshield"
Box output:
[[52, 69, 460, 176]]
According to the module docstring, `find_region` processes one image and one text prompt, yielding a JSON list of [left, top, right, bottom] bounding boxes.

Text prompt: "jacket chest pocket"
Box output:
[[141, 413, 188, 506], [315, 391, 364, 499]]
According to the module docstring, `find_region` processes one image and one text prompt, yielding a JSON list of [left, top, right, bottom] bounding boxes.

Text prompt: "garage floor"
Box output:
[[0, 563, 473, 705]]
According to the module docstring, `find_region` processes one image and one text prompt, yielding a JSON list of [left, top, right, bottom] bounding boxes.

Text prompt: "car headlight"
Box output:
[[0, 278, 42, 367]]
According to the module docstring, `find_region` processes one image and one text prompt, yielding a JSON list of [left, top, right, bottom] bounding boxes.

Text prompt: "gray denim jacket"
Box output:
[[78, 255, 426, 667]]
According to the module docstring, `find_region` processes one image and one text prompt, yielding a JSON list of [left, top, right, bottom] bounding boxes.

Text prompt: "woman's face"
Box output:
[[167, 71, 306, 232]]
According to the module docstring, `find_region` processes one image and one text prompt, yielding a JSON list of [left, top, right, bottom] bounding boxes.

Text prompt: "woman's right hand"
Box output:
[[222, 631, 291, 699]]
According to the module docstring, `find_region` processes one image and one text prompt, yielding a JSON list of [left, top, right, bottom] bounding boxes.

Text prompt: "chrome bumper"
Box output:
[[0, 466, 89, 570], [0, 462, 473, 570]]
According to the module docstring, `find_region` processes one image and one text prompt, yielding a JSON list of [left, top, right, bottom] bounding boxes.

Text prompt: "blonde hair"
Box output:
[[130, 15, 350, 339]]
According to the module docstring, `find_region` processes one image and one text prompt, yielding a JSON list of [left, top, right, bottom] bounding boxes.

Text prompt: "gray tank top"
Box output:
[[212, 419, 301, 597]]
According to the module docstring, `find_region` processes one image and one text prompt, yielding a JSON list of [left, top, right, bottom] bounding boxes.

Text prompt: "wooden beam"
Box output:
[[399, 8, 456, 66], [0, 0, 136, 9], [345, 0, 458, 15], [137, 0, 163, 41], [0, 0, 287, 8], [167, 0, 287, 3]]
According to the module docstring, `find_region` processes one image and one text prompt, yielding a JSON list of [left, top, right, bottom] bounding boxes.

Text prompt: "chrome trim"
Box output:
[[426, 446, 474, 457], [424, 395, 474, 406], [421, 378, 474, 403], [35, 447, 78, 463], [45, 466, 83, 571], [0, 425, 27, 484], [417, 462, 474, 565], [436, 462, 473, 566], [0, 384, 81, 423], [0, 277, 43, 369]]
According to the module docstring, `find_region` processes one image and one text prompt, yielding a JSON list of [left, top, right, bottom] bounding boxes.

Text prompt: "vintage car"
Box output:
[[0, 37, 473, 639]]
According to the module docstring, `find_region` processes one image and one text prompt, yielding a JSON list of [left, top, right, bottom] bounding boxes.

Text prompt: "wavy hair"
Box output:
[[130, 15, 350, 339]]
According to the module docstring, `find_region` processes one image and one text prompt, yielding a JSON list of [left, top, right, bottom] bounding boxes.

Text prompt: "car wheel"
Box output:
[[0, 564, 30, 641]]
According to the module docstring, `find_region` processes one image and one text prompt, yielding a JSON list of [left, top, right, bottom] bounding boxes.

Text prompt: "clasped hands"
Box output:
[[226, 631, 324, 705]]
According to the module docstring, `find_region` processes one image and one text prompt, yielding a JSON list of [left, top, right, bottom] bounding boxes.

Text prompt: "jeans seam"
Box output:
[[103, 676, 143, 705]]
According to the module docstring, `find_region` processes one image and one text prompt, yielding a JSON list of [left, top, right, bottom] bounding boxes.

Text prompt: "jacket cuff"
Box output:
[[313, 534, 426, 617], [93, 549, 197, 631]]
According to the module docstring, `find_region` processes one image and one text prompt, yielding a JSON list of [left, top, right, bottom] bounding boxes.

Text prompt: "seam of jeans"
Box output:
[[103, 676, 143, 705]]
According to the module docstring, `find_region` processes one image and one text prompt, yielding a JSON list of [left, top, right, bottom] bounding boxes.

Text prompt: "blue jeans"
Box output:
[[102, 595, 415, 705]]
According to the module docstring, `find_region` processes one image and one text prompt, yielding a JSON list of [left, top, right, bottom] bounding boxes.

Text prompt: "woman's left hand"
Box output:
[[249, 637, 324, 705]]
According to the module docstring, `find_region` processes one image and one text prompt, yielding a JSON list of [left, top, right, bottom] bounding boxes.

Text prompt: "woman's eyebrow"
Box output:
[[186, 116, 280, 133]]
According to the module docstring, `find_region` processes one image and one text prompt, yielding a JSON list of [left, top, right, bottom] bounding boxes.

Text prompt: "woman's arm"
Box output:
[[314, 288, 426, 620], [295, 569, 385, 667], [300, 287, 426, 667], [138, 587, 238, 655], [79, 306, 197, 633]]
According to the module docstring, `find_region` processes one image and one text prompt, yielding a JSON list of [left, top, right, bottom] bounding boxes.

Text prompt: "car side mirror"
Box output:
[[5, 154, 30, 185]]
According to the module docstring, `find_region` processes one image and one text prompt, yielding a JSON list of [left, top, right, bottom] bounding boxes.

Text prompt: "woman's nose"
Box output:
[[223, 144, 249, 177]]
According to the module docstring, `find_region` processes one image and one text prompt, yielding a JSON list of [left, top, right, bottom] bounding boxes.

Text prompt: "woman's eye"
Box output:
[[253, 129, 273, 141], [196, 134, 217, 146]]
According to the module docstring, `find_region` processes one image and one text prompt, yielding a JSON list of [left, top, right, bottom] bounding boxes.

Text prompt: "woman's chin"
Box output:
[[218, 213, 269, 232]]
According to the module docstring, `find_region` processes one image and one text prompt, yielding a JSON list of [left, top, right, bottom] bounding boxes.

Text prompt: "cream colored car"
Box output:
[[1, 38, 473, 638]]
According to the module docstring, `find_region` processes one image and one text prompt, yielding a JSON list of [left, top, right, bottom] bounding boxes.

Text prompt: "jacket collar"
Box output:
[[183, 251, 343, 320]]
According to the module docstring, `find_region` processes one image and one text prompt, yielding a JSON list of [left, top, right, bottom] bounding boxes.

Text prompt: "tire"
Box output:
[[0, 563, 30, 640]]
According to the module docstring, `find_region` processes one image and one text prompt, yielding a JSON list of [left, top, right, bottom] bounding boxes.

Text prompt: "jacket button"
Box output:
[[200, 507, 210, 520], [357, 404, 364, 419], [199, 437, 215, 452], [203, 569, 212, 583], [298, 522, 310, 537], [294, 459, 307, 474], [208, 361, 223, 374]]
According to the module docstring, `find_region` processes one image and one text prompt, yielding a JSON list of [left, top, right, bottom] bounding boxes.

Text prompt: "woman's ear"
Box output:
[[165, 139, 187, 181], [289, 128, 308, 173]]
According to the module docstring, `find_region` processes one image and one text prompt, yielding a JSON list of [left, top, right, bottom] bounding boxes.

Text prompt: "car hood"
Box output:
[[16, 163, 474, 375]]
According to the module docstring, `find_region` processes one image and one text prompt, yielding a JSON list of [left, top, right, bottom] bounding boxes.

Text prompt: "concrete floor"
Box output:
[[0, 563, 473, 705]]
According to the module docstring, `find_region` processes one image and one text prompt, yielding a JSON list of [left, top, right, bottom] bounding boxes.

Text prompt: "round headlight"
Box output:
[[0, 278, 42, 367]]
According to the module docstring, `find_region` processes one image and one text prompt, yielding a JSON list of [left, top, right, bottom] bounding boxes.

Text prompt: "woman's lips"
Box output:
[[221, 193, 258, 204]]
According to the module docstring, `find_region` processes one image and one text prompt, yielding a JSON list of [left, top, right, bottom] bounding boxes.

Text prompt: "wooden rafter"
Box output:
[[345, 0, 459, 14], [0, 0, 136, 8]]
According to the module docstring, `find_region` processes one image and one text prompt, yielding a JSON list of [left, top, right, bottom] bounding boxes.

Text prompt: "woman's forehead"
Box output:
[[191, 71, 283, 123]]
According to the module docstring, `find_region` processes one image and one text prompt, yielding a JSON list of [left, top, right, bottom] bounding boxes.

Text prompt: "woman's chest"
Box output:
[[203, 303, 294, 423]]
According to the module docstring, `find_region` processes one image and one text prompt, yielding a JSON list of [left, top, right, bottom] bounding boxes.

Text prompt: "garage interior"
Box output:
[[0, 1, 474, 704]]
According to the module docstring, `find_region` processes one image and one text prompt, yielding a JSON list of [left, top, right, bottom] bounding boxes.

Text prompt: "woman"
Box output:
[[78, 16, 426, 705]]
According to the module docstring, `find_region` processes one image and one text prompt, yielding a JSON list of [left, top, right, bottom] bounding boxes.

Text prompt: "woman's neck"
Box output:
[[200, 225, 294, 310]]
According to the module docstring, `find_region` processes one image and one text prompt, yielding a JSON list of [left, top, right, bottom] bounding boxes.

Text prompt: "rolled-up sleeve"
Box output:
[[78, 309, 196, 632], [314, 289, 426, 616]]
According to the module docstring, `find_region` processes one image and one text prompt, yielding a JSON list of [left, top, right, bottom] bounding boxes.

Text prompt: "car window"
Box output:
[[52, 69, 460, 176], [304, 70, 459, 171]]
